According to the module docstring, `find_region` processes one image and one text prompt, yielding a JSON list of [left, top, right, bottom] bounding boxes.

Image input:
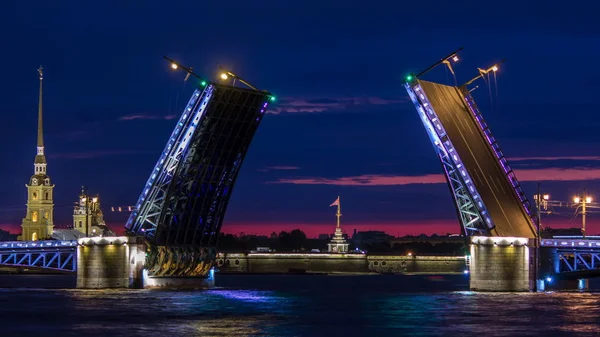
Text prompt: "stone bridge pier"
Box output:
[[76, 236, 214, 289], [468, 236, 536, 292], [76, 236, 145, 289]]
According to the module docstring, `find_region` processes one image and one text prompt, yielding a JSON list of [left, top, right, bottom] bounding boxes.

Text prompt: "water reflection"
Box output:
[[2, 275, 600, 336]]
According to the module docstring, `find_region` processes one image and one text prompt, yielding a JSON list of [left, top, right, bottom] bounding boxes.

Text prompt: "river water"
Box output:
[[1, 274, 599, 336]]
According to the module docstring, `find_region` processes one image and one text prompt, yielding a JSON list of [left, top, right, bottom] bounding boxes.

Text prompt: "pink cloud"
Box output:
[[221, 218, 600, 238], [119, 114, 176, 121], [51, 150, 150, 159], [511, 156, 600, 162], [272, 174, 444, 186], [258, 166, 301, 172], [267, 96, 406, 114], [222, 221, 460, 238], [269, 167, 600, 186]]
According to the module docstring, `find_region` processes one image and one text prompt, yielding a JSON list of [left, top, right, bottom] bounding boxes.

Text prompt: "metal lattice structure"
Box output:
[[0, 240, 76, 272], [542, 238, 600, 273], [558, 251, 600, 273], [405, 83, 491, 235], [405, 66, 537, 238], [125, 81, 271, 276]]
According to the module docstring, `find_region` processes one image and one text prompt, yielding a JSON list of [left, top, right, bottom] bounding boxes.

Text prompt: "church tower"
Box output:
[[19, 66, 54, 241]]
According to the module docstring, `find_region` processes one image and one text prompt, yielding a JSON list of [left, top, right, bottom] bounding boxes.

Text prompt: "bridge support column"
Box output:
[[469, 236, 535, 292], [77, 236, 145, 289]]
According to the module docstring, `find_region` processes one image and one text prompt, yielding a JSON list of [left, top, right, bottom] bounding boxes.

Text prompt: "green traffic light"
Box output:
[[200, 80, 207, 87], [406, 75, 413, 81], [269, 96, 276, 102]]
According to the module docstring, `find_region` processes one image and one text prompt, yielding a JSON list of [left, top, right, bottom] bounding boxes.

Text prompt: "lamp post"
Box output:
[[573, 194, 592, 239], [533, 186, 550, 292]]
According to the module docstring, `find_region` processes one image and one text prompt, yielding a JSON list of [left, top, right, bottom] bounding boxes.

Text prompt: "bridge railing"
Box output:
[[541, 239, 600, 249], [0, 240, 77, 272], [541, 239, 600, 274], [0, 240, 78, 249], [462, 90, 535, 226]]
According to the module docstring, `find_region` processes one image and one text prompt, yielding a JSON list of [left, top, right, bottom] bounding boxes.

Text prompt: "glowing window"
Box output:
[[32, 211, 38, 222], [32, 192, 38, 200]]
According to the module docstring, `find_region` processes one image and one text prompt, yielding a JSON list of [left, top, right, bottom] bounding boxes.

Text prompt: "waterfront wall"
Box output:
[[469, 236, 535, 292], [367, 255, 466, 274], [216, 252, 466, 275]]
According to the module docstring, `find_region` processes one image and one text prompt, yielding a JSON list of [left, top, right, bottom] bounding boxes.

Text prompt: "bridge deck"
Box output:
[[419, 80, 536, 238], [0, 240, 76, 272], [541, 238, 600, 250]]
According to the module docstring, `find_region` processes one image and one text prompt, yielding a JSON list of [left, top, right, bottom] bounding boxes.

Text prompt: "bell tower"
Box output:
[[19, 66, 54, 241]]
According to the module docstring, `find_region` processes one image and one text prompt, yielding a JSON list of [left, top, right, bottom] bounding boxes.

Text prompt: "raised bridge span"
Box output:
[[2, 53, 596, 291]]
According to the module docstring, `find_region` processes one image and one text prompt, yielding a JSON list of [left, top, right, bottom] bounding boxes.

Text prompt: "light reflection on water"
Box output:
[[2, 275, 600, 336]]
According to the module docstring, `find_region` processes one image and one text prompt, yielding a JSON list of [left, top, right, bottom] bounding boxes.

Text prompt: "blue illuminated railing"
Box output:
[[541, 239, 600, 249], [126, 85, 215, 235], [462, 92, 535, 223], [0, 240, 76, 272], [127, 88, 204, 228], [0, 240, 77, 249], [541, 239, 600, 273], [406, 81, 494, 231]]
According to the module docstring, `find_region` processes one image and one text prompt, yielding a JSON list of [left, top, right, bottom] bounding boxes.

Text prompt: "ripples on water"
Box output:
[[1, 274, 600, 336]]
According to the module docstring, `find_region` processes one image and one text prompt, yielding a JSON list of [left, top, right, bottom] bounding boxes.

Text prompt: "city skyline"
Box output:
[[1, 2, 600, 237]]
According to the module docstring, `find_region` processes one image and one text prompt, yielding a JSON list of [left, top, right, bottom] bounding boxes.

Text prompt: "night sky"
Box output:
[[1, 1, 600, 237]]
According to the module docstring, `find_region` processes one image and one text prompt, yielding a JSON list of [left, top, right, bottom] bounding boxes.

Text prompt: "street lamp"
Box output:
[[573, 194, 593, 239], [533, 187, 549, 293], [462, 61, 505, 87]]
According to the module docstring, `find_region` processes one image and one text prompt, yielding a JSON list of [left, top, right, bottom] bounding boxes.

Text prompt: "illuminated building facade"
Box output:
[[19, 67, 54, 241], [73, 187, 115, 237]]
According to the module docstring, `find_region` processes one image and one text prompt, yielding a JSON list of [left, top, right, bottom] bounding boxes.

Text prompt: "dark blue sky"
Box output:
[[2, 1, 600, 237]]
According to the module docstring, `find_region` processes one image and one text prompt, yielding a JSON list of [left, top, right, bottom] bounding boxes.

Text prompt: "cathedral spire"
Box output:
[[37, 66, 44, 151], [34, 66, 47, 175]]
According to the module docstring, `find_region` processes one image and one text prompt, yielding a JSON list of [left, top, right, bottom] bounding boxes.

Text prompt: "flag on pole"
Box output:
[[329, 196, 340, 207]]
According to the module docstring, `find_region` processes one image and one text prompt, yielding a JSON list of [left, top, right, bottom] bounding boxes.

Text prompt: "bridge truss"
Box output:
[[125, 73, 272, 277], [405, 80, 492, 236], [0, 240, 77, 272], [404, 50, 537, 238], [542, 238, 600, 273]]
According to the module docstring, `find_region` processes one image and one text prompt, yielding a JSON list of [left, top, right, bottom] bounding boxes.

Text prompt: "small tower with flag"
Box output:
[[327, 196, 349, 253]]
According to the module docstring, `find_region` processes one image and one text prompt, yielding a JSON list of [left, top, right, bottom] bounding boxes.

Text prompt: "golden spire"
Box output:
[[37, 66, 44, 149], [336, 195, 342, 228], [33, 66, 47, 175]]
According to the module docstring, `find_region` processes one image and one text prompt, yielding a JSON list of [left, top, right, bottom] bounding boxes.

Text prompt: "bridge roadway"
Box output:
[[419, 80, 536, 238]]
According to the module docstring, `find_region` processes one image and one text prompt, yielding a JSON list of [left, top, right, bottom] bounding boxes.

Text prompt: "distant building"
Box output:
[[52, 228, 86, 241], [351, 231, 392, 248], [73, 187, 115, 237], [318, 234, 331, 240], [0, 228, 18, 241], [19, 67, 54, 241], [327, 196, 349, 253], [390, 235, 465, 246]]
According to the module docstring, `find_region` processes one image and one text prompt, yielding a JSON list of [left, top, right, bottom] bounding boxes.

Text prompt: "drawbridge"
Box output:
[[404, 49, 537, 239], [125, 59, 274, 277]]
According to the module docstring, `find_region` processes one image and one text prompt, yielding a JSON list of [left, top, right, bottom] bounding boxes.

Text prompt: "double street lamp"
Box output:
[[573, 194, 593, 239]]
